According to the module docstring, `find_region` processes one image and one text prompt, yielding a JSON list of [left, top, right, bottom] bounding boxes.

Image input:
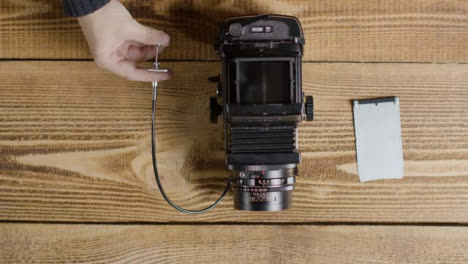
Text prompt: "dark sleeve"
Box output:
[[63, 0, 111, 17]]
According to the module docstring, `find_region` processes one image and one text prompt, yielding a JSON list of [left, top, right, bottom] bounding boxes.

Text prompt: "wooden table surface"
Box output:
[[1, 0, 468, 263]]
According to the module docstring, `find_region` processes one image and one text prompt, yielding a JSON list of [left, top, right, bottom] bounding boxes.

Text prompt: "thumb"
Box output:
[[128, 21, 170, 47]]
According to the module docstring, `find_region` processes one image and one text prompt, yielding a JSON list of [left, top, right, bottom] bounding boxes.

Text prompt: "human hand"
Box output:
[[77, 0, 171, 82]]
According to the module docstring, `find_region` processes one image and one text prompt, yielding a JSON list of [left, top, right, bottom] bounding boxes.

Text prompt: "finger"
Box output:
[[110, 60, 172, 82], [127, 21, 170, 47], [126, 45, 156, 61], [127, 40, 166, 53], [128, 40, 145, 47]]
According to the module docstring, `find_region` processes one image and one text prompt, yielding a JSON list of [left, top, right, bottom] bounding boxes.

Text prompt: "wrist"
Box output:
[[63, 0, 112, 17]]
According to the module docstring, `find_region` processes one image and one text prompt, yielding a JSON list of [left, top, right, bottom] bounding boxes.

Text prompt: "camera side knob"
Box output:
[[305, 96, 314, 121], [210, 97, 223, 123]]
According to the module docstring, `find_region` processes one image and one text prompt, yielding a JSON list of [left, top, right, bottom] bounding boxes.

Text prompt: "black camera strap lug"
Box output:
[[208, 75, 220, 83]]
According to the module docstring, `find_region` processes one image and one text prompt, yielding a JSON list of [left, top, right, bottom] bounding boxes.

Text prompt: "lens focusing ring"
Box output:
[[231, 165, 296, 211]]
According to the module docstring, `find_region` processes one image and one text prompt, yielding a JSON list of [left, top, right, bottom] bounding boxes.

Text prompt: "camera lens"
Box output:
[[230, 165, 296, 211]]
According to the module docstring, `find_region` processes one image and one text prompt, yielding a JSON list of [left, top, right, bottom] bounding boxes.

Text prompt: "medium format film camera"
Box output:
[[211, 14, 314, 211], [151, 14, 313, 214]]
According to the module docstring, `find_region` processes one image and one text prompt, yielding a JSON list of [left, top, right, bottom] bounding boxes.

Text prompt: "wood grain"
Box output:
[[1, 0, 468, 62], [0, 61, 467, 223], [1, 223, 468, 263]]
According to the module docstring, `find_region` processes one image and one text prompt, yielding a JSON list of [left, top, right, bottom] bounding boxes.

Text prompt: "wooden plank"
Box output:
[[0, 61, 467, 223], [1, 0, 468, 62], [1, 224, 468, 263]]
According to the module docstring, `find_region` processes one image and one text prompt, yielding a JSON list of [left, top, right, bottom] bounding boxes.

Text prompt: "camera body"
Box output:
[[211, 14, 313, 211]]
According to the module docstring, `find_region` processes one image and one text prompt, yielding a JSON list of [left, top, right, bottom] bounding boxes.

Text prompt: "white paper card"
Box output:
[[353, 97, 404, 182]]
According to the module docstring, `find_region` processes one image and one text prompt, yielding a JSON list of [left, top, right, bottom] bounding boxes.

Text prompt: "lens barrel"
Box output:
[[230, 165, 296, 211]]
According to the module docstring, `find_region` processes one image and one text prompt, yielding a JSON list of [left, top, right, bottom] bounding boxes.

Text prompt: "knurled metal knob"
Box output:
[[305, 96, 314, 121]]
